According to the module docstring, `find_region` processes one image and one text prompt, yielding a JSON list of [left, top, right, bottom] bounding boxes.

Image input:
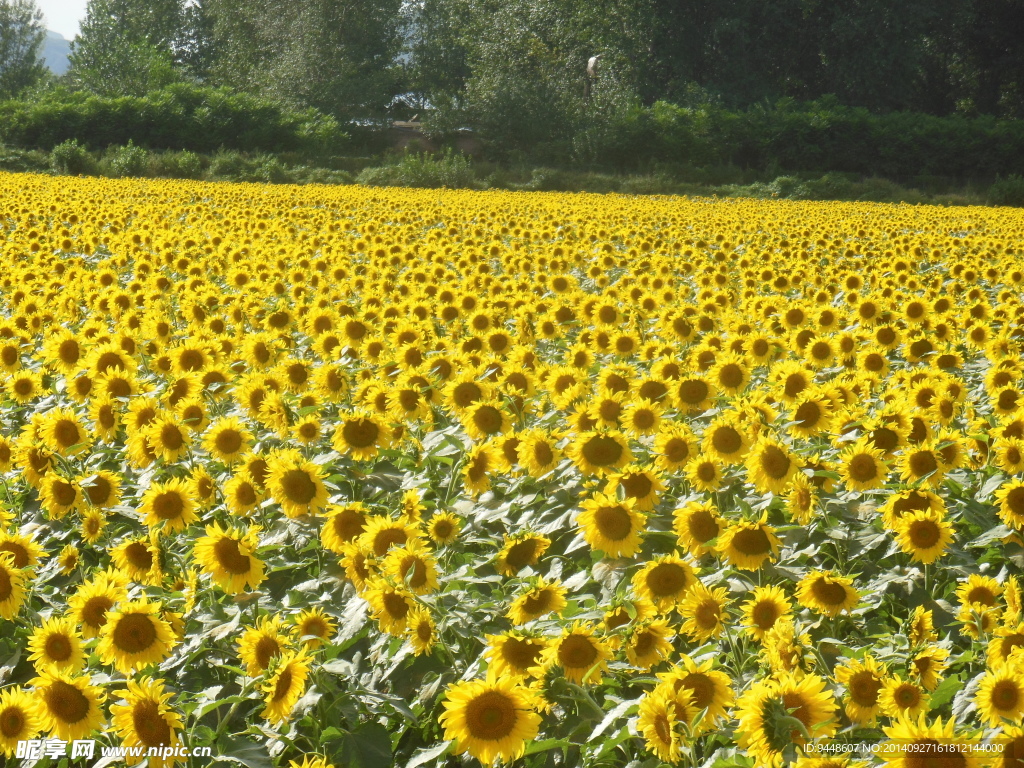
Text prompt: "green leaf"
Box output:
[[404, 740, 451, 768], [340, 723, 393, 768], [211, 735, 274, 768]]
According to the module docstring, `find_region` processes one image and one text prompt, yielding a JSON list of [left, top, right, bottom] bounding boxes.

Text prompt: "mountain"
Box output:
[[43, 30, 71, 75]]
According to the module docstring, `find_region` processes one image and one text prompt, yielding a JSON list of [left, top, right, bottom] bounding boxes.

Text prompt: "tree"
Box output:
[[203, 0, 405, 120], [68, 0, 185, 96], [0, 0, 46, 99]]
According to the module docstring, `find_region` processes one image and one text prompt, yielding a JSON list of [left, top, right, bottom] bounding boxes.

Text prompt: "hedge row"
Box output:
[[0, 83, 347, 155], [589, 99, 1024, 180]]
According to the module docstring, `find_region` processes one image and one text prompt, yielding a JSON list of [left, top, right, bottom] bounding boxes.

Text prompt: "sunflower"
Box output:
[[110, 536, 162, 586], [786, 475, 819, 524], [567, 430, 632, 477], [735, 672, 837, 768], [39, 407, 90, 456], [621, 398, 663, 437], [320, 502, 369, 554], [427, 511, 461, 545], [332, 411, 392, 461], [439, 677, 541, 765], [67, 571, 127, 638], [605, 465, 665, 511], [703, 416, 751, 465], [624, 618, 676, 670], [653, 423, 697, 472], [359, 516, 420, 558], [27, 616, 85, 674], [265, 450, 329, 517], [957, 573, 1003, 611], [462, 442, 498, 495], [262, 650, 310, 725], [140, 478, 198, 534], [495, 532, 550, 576], [39, 473, 82, 518], [716, 518, 781, 571], [507, 579, 569, 625], [796, 570, 859, 617], [745, 437, 799, 494], [835, 655, 887, 723], [741, 585, 793, 641], [485, 632, 549, 680], [686, 454, 724, 492], [674, 375, 716, 412], [97, 599, 177, 674], [577, 492, 646, 558], [657, 654, 735, 728], [909, 646, 949, 692], [80, 468, 122, 510], [57, 543, 79, 574], [31, 669, 105, 741], [892, 508, 954, 564], [976, 663, 1024, 726], [202, 416, 252, 464], [193, 522, 266, 594], [144, 413, 191, 463], [404, 608, 437, 656], [998, 479, 1024, 529], [838, 438, 889, 492], [0, 530, 45, 568], [603, 597, 656, 632], [363, 578, 417, 635], [382, 540, 440, 594], [637, 686, 693, 764], [632, 555, 699, 612], [109, 677, 184, 767], [880, 488, 945, 528], [543, 622, 612, 685], [879, 715, 974, 768], [237, 617, 291, 675], [462, 401, 511, 440], [995, 437, 1024, 475], [878, 676, 930, 719], [514, 429, 561, 478], [674, 500, 724, 557], [293, 607, 336, 648], [0, 687, 41, 757], [898, 443, 948, 487], [990, 623, 1024, 668]]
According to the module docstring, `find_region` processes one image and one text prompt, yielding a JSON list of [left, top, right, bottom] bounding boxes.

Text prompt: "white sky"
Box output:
[[37, 0, 88, 40]]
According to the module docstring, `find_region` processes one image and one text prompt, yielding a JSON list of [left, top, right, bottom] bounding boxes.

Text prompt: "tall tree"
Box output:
[[204, 0, 405, 120], [68, 0, 184, 96], [0, 0, 46, 99]]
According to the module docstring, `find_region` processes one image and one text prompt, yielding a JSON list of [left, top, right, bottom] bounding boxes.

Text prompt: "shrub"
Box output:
[[107, 141, 150, 178], [50, 139, 95, 175], [357, 149, 476, 189], [989, 175, 1024, 207], [154, 150, 205, 180]]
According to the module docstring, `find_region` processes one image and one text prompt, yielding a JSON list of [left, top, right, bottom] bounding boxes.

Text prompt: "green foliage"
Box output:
[[357, 148, 476, 189], [153, 149, 204, 179], [68, 0, 186, 97], [0, 142, 46, 172], [0, 0, 46, 99], [50, 138, 95, 175], [0, 82, 348, 154], [104, 140, 149, 177], [988, 175, 1024, 207]]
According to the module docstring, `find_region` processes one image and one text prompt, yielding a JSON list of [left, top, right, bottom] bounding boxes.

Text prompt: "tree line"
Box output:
[[1, 0, 1023, 151]]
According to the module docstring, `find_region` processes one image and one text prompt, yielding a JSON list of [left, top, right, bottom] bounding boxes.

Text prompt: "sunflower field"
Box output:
[[1, 172, 1024, 768]]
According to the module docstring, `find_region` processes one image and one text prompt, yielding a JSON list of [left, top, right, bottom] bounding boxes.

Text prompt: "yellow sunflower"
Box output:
[[976, 663, 1024, 726], [27, 616, 85, 674], [892, 508, 954, 564], [796, 570, 860, 617], [740, 585, 793, 641], [674, 500, 724, 557], [193, 522, 266, 594], [878, 676, 930, 719], [495, 532, 550, 576], [237, 616, 291, 675], [139, 478, 198, 534], [439, 677, 541, 765], [679, 582, 730, 641], [31, 668, 106, 741], [543, 622, 612, 685], [567, 430, 633, 477], [0, 687, 41, 756], [485, 632, 549, 680], [507, 579, 569, 625], [0, 553, 27, 621], [835, 655, 887, 724], [109, 677, 185, 767], [716, 518, 781, 571], [97, 599, 177, 674], [332, 411, 392, 461], [265, 449, 329, 517], [577, 492, 646, 558], [262, 650, 311, 726], [632, 555, 699, 612]]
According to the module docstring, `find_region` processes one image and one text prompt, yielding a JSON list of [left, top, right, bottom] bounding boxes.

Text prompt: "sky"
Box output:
[[37, 0, 88, 40]]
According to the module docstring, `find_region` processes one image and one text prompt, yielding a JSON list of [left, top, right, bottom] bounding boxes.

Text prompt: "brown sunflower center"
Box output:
[[0, 705, 24, 737], [153, 491, 185, 520], [342, 419, 380, 448], [847, 454, 880, 482], [45, 633, 73, 661], [752, 601, 781, 630], [501, 637, 543, 671], [760, 446, 792, 479], [903, 740, 967, 768], [664, 437, 690, 464], [466, 691, 517, 741], [687, 508, 719, 543], [124, 541, 153, 571], [559, 634, 598, 669], [848, 671, 882, 706], [594, 505, 633, 541], [732, 528, 771, 556], [646, 562, 690, 597], [581, 435, 624, 467], [44, 680, 90, 724], [503, 540, 539, 570], [711, 426, 742, 455], [908, 519, 940, 548], [521, 590, 554, 615], [254, 636, 280, 670], [112, 613, 157, 654], [273, 666, 294, 702], [473, 406, 504, 435], [993, 680, 1021, 711], [281, 469, 317, 504], [133, 699, 172, 746], [908, 451, 938, 477], [680, 673, 714, 709], [215, 429, 243, 455], [213, 537, 252, 575], [811, 579, 849, 606], [382, 592, 410, 620]]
